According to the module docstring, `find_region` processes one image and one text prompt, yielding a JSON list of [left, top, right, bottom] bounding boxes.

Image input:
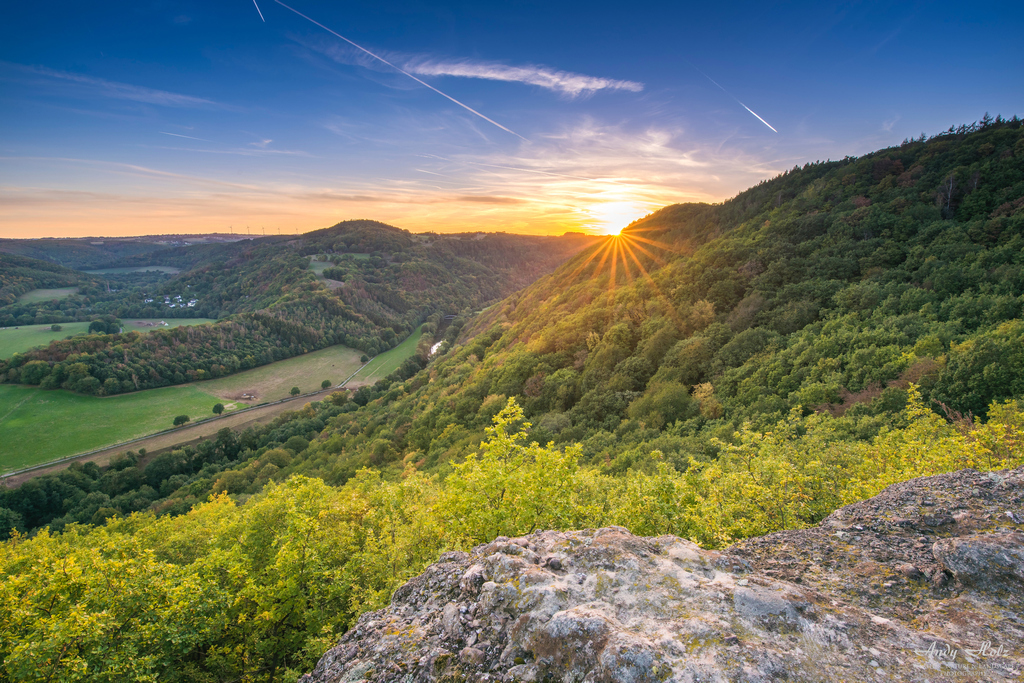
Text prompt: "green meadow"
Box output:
[[307, 258, 332, 275], [0, 384, 233, 472], [0, 329, 419, 471], [0, 319, 215, 359], [348, 325, 424, 386], [16, 288, 79, 304], [0, 323, 93, 359]]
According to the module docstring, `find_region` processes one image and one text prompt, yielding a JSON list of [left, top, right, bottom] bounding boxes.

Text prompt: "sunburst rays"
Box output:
[[558, 226, 686, 330]]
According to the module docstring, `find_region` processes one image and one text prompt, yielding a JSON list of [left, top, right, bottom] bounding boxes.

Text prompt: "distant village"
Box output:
[[142, 294, 199, 309]]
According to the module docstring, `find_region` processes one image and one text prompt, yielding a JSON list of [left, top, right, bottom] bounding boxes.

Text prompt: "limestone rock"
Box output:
[[300, 467, 1024, 683]]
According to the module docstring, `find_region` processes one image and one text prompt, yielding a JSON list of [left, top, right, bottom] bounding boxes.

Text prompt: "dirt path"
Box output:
[[1, 388, 339, 488]]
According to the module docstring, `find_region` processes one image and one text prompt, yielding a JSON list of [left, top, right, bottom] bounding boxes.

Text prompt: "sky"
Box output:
[[1, 1, 1022, 238]]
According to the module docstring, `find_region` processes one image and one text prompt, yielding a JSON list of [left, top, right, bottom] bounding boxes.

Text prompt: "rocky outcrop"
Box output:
[[300, 467, 1024, 682]]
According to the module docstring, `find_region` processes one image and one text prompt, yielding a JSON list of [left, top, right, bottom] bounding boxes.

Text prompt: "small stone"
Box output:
[[723, 634, 740, 645], [897, 563, 924, 580], [544, 556, 562, 571], [459, 647, 485, 666]]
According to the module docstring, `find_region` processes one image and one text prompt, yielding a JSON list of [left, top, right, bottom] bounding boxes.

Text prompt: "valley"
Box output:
[[1, 120, 1022, 682]]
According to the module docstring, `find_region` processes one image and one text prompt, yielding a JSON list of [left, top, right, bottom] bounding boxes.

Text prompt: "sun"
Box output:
[[586, 201, 651, 236]]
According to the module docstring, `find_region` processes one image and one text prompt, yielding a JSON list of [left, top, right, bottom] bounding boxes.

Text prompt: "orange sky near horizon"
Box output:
[[0, 166, 734, 239]]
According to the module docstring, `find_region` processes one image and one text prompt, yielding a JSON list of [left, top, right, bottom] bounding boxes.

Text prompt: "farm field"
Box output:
[[348, 325, 425, 387], [122, 318, 215, 333], [0, 333, 413, 472], [0, 319, 216, 359], [85, 266, 181, 274], [16, 288, 78, 303], [200, 344, 364, 403], [0, 384, 234, 472], [0, 322, 92, 358]]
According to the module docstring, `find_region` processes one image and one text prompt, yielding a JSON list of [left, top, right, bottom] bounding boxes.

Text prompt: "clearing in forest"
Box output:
[[16, 288, 79, 303]]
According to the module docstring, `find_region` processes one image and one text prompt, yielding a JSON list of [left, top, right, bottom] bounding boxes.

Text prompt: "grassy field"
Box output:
[[0, 319, 215, 359], [0, 332, 412, 471], [348, 326, 424, 386], [85, 266, 181, 274], [122, 318, 215, 333], [307, 258, 332, 275], [200, 344, 364, 403], [0, 323, 92, 359], [0, 384, 235, 472], [17, 288, 79, 303]]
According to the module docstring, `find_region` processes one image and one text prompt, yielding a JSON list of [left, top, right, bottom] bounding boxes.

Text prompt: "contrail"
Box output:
[[251, 0, 266, 22], [272, 0, 527, 141], [160, 131, 210, 141], [688, 62, 777, 133]]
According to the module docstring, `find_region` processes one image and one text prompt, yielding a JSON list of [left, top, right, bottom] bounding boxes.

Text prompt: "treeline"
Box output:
[[0, 306, 392, 395], [2, 396, 1022, 682]]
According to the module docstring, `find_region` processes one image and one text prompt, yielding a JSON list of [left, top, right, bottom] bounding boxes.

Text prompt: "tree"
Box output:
[[322, 379, 332, 389], [50, 324, 62, 332], [173, 415, 190, 426], [360, 355, 370, 363], [290, 387, 301, 396], [212, 403, 224, 415]]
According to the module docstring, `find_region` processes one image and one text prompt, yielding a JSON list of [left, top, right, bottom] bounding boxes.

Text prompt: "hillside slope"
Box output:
[[282, 118, 1024, 481]]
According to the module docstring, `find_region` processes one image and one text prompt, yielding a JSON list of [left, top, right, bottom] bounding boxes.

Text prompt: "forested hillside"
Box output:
[[266, 117, 1024, 479], [0, 224, 597, 395], [0, 254, 91, 307], [2, 119, 1024, 682], [0, 237, 178, 271]]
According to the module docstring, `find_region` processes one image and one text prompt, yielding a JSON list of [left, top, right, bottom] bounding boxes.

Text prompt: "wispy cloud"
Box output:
[[1, 62, 219, 108], [0, 120, 783, 238], [403, 60, 643, 97], [274, 0, 525, 140], [301, 36, 642, 99]]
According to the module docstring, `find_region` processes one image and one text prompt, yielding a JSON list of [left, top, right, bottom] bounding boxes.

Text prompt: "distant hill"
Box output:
[[0, 234, 246, 270], [0, 222, 598, 394]]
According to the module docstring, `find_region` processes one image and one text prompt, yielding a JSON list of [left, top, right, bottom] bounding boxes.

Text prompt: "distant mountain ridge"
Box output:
[[0, 221, 598, 395]]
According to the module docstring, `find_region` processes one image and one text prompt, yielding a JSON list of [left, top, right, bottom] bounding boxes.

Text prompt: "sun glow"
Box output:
[[585, 201, 652, 235]]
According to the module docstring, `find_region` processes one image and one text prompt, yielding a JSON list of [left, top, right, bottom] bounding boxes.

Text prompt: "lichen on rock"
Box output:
[[300, 467, 1024, 682]]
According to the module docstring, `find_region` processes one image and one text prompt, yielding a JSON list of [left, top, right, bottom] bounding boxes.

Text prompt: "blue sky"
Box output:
[[1, 0, 1022, 237]]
